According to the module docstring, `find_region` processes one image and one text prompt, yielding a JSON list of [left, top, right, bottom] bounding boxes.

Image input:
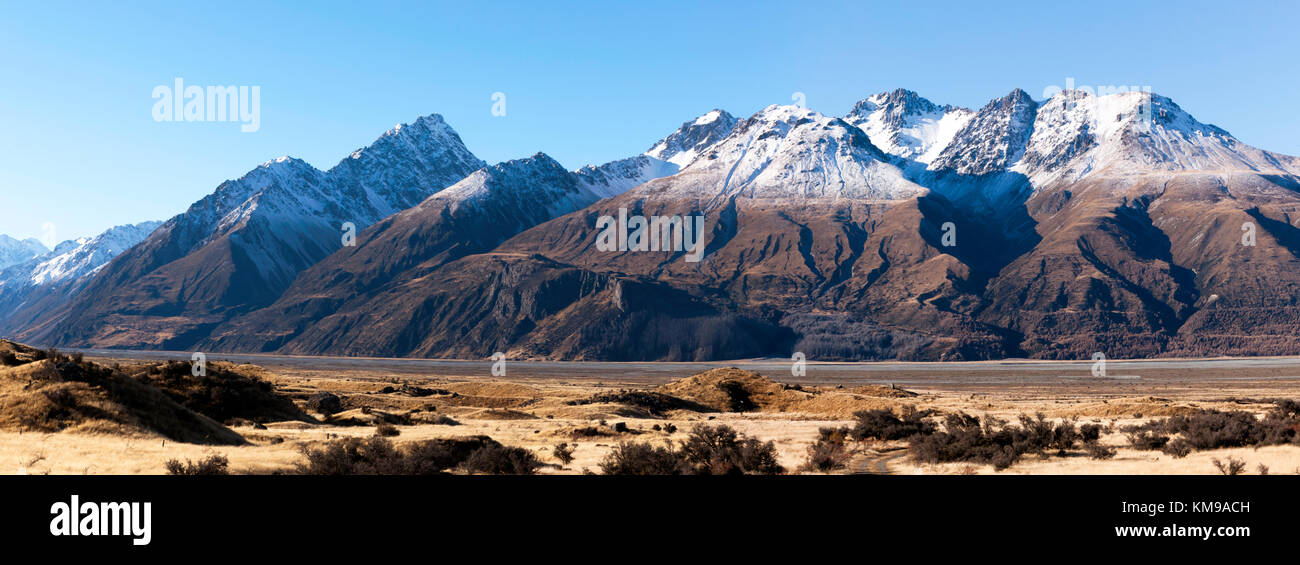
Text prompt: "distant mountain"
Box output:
[[0, 221, 161, 338], [21, 115, 486, 349], [231, 89, 1300, 361], [23, 90, 1300, 361], [0, 235, 48, 270], [202, 110, 736, 355]]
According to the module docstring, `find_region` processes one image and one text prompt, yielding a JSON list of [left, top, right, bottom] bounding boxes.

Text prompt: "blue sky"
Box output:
[[2, 0, 1297, 241]]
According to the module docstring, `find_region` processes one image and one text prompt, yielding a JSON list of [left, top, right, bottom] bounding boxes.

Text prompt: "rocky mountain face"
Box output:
[[645, 109, 739, 168], [846, 88, 975, 164], [199, 110, 735, 355], [20, 90, 1300, 361], [19, 115, 486, 349]]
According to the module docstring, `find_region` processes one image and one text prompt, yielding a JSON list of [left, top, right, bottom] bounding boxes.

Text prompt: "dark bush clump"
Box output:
[[799, 427, 853, 472], [1162, 438, 1192, 458], [599, 425, 783, 475], [1212, 456, 1246, 476], [680, 425, 783, 475], [599, 442, 690, 475], [908, 412, 1085, 471], [462, 444, 543, 475], [851, 406, 934, 441], [374, 422, 400, 437], [1085, 441, 1116, 460], [430, 415, 460, 426], [295, 435, 537, 475], [307, 392, 344, 416], [1127, 431, 1170, 450], [566, 390, 706, 416], [165, 455, 230, 475], [552, 442, 575, 465], [1122, 400, 1300, 455], [1078, 423, 1103, 443]]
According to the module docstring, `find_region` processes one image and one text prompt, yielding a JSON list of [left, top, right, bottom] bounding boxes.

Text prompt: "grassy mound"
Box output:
[[566, 389, 709, 416], [0, 341, 244, 445], [657, 367, 813, 412], [132, 361, 313, 425]]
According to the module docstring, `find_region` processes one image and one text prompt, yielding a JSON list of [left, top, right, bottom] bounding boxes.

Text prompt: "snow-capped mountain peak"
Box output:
[[26, 221, 163, 285], [0, 235, 49, 270], [1011, 89, 1298, 187], [645, 109, 739, 168], [929, 88, 1039, 176], [846, 88, 975, 164], [650, 104, 926, 200], [329, 113, 487, 222]]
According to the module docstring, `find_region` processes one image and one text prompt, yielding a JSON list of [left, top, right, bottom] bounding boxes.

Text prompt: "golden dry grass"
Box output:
[[3, 345, 1300, 475]]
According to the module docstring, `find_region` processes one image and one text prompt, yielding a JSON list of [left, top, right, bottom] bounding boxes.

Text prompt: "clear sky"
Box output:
[[2, 0, 1297, 241]]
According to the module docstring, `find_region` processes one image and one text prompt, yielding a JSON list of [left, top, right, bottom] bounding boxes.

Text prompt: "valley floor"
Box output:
[[7, 352, 1300, 475]]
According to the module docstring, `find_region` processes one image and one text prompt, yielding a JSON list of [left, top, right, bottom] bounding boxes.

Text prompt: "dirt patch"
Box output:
[[445, 382, 541, 398], [845, 385, 919, 398], [469, 409, 538, 420], [1048, 396, 1202, 418]]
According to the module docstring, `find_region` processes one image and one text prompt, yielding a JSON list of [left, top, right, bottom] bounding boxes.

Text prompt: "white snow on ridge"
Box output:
[[660, 104, 927, 200], [575, 155, 680, 199], [646, 109, 740, 169], [1011, 90, 1300, 189], [846, 90, 975, 164], [0, 235, 49, 270], [27, 221, 163, 285]]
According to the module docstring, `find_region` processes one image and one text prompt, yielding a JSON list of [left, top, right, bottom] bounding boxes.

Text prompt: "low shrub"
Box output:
[[462, 444, 542, 475], [599, 442, 690, 475], [165, 455, 230, 475], [306, 392, 344, 416], [1122, 400, 1300, 454], [295, 435, 537, 475], [680, 425, 783, 475], [1212, 456, 1246, 476], [1162, 438, 1192, 458], [553, 443, 576, 465], [430, 415, 460, 426], [908, 412, 1088, 471], [850, 406, 934, 441], [1085, 441, 1116, 460], [799, 427, 853, 472], [600, 425, 783, 475], [1127, 431, 1170, 450]]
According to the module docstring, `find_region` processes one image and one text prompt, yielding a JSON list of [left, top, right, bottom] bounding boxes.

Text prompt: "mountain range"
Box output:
[[5, 87, 1299, 361]]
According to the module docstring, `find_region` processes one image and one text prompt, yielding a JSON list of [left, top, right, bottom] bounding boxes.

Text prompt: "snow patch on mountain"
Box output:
[[1012, 90, 1300, 188], [0, 235, 48, 270], [654, 105, 926, 200], [646, 109, 739, 168], [575, 155, 680, 199], [846, 89, 974, 164], [25, 221, 163, 286]]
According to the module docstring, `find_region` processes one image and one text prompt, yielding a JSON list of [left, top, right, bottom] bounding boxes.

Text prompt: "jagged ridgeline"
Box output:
[[8, 89, 1300, 361]]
